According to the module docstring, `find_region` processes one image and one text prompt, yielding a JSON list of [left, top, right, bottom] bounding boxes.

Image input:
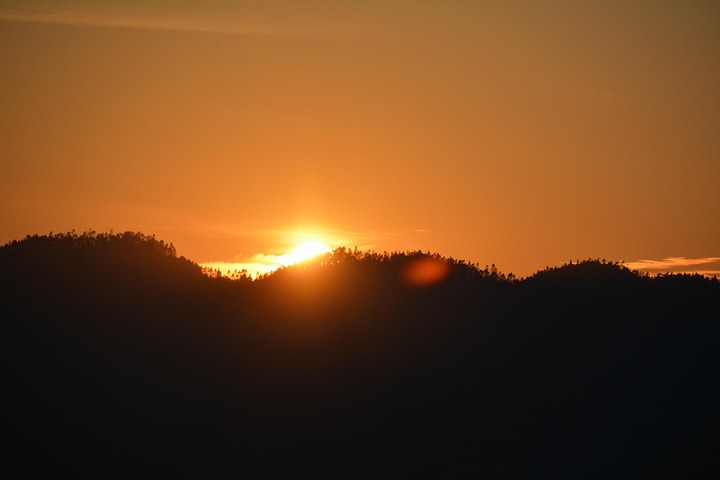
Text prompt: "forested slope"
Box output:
[[2, 232, 718, 478]]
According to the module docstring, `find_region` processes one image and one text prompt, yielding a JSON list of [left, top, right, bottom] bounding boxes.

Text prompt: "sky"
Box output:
[[1, 0, 718, 278]]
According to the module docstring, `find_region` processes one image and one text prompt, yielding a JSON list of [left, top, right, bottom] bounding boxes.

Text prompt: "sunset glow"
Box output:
[[1, 0, 717, 276], [285, 242, 332, 265], [201, 241, 331, 278], [3, 2, 718, 476]]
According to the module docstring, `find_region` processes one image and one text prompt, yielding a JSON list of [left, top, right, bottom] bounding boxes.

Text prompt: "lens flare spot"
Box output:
[[403, 257, 451, 287]]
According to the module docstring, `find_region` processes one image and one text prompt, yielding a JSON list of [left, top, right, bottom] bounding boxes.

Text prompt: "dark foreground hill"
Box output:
[[2, 232, 718, 478]]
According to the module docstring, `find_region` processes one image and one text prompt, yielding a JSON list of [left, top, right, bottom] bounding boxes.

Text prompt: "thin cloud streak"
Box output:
[[199, 226, 429, 278], [0, 10, 321, 36], [203, 251, 330, 279], [200, 260, 284, 279], [692, 271, 720, 277], [624, 256, 720, 276]]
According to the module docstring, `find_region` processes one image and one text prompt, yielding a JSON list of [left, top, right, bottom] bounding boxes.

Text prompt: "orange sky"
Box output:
[[1, 0, 718, 277]]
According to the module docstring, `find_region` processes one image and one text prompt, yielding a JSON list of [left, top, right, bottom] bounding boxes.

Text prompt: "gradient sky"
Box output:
[[1, 0, 718, 277]]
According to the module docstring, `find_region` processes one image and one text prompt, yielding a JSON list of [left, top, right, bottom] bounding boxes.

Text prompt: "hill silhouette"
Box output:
[[2, 231, 718, 478]]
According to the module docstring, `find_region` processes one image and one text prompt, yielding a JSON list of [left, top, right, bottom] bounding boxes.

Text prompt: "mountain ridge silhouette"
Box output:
[[2, 231, 718, 478]]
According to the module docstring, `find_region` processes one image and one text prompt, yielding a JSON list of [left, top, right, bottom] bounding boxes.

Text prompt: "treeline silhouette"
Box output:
[[2, 231, 718, 478]]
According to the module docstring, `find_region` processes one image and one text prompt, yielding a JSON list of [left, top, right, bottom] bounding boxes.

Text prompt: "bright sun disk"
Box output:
[[283, 242, 331, 265]]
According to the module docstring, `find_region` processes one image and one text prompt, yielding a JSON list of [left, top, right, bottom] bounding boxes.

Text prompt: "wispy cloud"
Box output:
[[624, 256, 720, 277], [198, 226, 434, 278], [0, 8, 319, 36], [201, 255, 297, 279], [203, 248, 333, 278]]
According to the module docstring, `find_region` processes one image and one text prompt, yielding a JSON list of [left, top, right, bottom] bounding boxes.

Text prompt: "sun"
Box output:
[[283, 242, 331, 265]]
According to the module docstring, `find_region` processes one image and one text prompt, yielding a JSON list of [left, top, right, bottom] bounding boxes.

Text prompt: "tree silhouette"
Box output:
[[1, 231, 718, 478]]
